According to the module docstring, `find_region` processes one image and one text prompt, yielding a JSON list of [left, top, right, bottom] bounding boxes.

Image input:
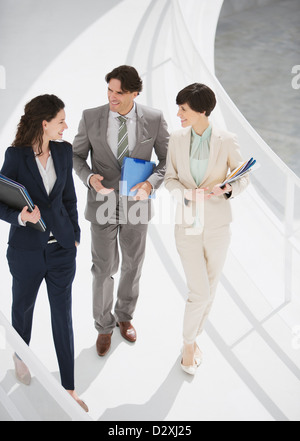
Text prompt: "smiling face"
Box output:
[[43, 109, 68, 141], [108, 78, 138, 115], [177, 102, 206, 129]]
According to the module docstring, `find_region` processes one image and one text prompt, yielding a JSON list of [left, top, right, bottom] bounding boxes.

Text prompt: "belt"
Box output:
[[48, 235, 58, 244]]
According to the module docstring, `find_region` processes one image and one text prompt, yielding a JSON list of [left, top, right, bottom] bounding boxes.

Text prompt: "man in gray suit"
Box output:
[[73, 66, 169, 356]]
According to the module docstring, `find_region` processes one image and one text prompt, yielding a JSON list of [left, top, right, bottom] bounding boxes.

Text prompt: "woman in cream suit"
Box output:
[[164, 83, 249, 374]]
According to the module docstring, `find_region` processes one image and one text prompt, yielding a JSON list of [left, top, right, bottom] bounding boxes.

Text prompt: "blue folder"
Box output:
[[120, 157, 156, 198]]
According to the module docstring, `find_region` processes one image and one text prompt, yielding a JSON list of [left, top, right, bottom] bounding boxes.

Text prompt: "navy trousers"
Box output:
[[7, 242, 77, 390]]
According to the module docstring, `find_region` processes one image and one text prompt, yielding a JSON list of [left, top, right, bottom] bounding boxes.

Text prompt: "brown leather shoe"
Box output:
[[117, 321, 137, 343], [96, 332, 113, 356]]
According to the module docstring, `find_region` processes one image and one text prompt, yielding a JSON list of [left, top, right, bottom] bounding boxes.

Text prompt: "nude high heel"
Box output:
[[180, 345, 201, 376], [13, 353, 31, 385], [194, 343, 203, 367], [180, 360, 198, 375]]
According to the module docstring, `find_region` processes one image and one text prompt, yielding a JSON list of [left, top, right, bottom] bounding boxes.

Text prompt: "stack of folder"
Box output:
[[120, 157, 156, 198], [220, 157, 256, 188], [0, 173, 46, 232]]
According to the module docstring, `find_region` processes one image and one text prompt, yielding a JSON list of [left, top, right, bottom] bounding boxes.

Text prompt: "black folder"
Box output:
[[0, 174, 47, 232]]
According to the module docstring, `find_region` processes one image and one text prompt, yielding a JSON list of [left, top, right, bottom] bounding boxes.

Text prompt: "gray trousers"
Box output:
[[91, 222, 148, 334]]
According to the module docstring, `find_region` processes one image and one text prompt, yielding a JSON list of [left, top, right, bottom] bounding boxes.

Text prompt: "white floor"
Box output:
[[0, 0, 300, 421]]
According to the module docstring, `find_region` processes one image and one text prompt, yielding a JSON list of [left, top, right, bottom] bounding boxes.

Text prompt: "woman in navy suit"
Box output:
[[0, 94, 88, 412]]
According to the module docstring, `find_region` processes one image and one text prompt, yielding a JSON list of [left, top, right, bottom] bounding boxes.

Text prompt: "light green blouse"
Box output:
[[189, 125, 212, 229], [190, 125, 212, 186]]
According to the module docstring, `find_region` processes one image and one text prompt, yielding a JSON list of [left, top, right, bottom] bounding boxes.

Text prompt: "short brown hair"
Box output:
[[176, 83, 216, 116], [105, 65, 143, 94]]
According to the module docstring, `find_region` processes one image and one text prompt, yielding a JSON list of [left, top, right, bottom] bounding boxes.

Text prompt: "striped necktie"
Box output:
[[117, 116, 129, 165]]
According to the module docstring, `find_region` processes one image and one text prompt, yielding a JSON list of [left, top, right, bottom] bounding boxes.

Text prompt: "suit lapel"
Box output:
[[25, 148, 49, 198], [180, 128, 198, 188], [49, 141, 64, 198], [100, 105, 121, 169], [130, 103, 144, 159], [200, 126, 222, 186]]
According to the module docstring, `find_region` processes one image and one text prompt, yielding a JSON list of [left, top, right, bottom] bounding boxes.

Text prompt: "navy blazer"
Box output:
[[0, 141, 80, 250]]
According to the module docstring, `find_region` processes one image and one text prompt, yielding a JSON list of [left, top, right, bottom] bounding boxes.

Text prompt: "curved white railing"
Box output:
[[0, 312, 91, 421]]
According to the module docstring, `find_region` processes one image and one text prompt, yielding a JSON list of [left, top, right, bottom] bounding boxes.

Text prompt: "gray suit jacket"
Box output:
[[73, 103, 169, 224]]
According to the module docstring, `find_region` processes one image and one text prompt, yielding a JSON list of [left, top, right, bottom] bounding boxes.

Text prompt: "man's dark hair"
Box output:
[[105, 65, 143, 94], [176, 83, 216, 116]]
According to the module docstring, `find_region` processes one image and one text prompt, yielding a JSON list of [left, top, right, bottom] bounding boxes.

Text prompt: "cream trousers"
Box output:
[[175, 224, 231, 344]]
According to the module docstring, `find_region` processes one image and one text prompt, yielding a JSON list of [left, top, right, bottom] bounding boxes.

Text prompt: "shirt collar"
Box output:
[[192, 124, 212, 142], [110, 102, 136, 120], [34, 150, 52, 158]]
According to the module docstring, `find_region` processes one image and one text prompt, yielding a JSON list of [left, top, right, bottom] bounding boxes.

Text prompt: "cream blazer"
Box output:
[[164, 126, 249, 229]]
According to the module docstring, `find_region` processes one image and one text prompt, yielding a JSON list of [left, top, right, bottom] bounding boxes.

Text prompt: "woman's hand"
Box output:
[[21, 205, 41, 224], [185, 187, 211, 202], [210, 183, 232, 197]]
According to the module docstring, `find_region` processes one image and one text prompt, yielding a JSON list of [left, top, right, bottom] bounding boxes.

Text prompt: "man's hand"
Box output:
[[21, 205, 41, 224], [131, 181, 153, 201], [89, 174, 114, 195]]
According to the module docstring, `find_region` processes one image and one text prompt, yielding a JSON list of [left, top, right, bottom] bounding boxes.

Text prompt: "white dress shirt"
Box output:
[[18, 152, 57, 227], [107, 102, 137, 157], [35, 152, 57, 195]]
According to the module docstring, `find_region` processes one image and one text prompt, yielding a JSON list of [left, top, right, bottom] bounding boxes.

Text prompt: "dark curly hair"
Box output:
[[12, 94, 65, 155]]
